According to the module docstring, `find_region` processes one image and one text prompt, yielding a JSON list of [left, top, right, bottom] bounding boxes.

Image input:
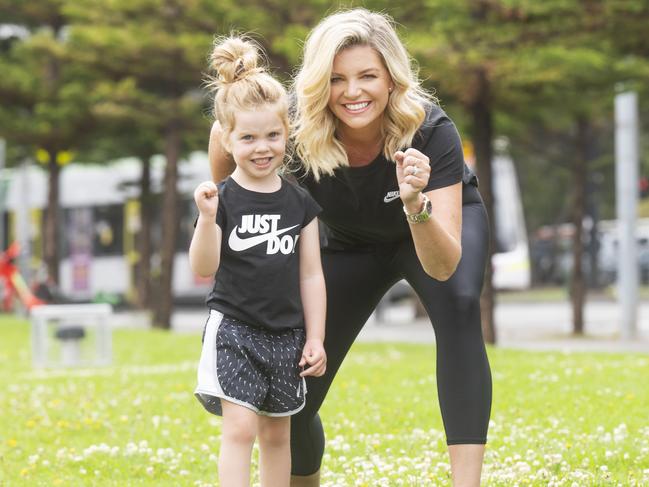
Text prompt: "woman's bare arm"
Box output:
[[208, 121, 236, 182], [396, 148, 462, 281], [407, 184, 462, 281]]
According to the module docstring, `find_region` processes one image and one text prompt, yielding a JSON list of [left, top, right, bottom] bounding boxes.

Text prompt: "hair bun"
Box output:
[[210, 36, 263, 84]]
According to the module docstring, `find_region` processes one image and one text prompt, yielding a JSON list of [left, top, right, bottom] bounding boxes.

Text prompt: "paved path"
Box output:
[[356, 300, 649, 353], [149, 299, 649, 353]]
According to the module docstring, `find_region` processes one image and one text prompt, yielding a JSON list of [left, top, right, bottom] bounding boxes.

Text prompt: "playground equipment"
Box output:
[[0, 242, 45, 311], [31, 303, 113, 368]]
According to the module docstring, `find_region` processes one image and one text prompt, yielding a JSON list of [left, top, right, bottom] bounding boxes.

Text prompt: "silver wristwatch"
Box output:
[[403, 194, 432, 224]]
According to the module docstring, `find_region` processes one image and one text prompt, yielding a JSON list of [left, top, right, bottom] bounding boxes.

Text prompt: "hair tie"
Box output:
[[234, 59, 246, 79]]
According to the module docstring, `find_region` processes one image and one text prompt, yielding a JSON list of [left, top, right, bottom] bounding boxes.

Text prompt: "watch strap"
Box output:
[[403, 194, 432, 224]]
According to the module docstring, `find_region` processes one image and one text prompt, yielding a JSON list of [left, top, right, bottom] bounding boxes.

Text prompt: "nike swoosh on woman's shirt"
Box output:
[[383, 192, 400, 203], [228, 225, 299, 252]]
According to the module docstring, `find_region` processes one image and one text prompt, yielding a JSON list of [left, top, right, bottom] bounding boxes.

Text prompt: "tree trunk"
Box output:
[[470, 67, 496, 345], [153, 124, 180, 329], [136, 155, 152, 309], [44, 153, 60, 284], [570, 117, 590, 335]]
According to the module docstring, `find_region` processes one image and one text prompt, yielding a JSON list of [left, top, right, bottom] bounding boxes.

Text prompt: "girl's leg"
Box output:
[[219, 400, 258, 487], [290, 249, 398, 481], [258, 415, 291, 487], [401, 197, 492, 487]]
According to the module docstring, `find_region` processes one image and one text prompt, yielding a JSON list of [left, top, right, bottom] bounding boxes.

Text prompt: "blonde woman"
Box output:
[[210, 10, 491, 487]]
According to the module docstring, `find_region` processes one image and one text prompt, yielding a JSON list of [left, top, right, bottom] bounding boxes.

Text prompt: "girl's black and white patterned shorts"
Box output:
[[195, 310, 307, 417]]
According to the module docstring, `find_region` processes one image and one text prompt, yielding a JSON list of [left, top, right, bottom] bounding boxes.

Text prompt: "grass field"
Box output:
[[1, 315, 648, 486]]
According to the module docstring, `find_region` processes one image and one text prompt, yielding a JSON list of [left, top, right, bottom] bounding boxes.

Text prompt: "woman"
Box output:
[[209, 9, 492, 487]]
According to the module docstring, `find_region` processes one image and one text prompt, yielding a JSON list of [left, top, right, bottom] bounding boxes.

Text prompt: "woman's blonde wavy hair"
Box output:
[[292, 9, 435, 181], [206, 35, 289, 152]]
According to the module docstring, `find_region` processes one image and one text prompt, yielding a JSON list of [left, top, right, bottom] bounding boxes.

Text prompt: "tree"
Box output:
[[0, 0, 97, 284], [403, 0, 649, 339], [405, 0, 550, 343], [497, 4, 647, 335], [65, 0, 224, 328], [75, 106, 162, 309]]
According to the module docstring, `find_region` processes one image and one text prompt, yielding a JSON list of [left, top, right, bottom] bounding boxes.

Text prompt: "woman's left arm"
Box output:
[[396, 148, 462, 281]]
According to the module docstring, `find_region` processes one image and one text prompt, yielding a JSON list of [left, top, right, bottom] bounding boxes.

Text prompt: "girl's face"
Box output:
[[228, 106, 287, 182], [328, 45, 394, 137]]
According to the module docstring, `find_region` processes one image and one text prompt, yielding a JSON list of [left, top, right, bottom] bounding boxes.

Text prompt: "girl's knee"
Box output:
[[221, 405, 258, 446], [258, 417, 290, 448], [222, 422, 257, 446]]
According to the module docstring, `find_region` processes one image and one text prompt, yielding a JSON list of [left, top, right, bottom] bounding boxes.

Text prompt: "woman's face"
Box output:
[[328, 45, 394, 136]]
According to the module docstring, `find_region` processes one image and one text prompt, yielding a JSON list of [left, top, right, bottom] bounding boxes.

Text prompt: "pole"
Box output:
[[0, 138, 5, 249], [17, 158, 32, 287], [614, 91, 639, 340]]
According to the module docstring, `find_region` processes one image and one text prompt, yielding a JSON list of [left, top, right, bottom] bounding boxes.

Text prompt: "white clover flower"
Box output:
[[515, 461, 531, 474]]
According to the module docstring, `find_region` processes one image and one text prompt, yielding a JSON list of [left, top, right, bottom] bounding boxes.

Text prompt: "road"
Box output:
[[159, 299, 649, 353]]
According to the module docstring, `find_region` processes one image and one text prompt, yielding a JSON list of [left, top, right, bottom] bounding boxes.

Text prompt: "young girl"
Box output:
[[190, 36, 326, 487]]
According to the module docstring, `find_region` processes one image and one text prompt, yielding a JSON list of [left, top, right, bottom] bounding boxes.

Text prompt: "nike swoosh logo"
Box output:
[[383, 193, 401, 203], [228, 225, 299, 252]]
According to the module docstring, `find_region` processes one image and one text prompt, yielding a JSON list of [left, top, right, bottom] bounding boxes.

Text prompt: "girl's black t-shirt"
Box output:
[[207, 176, 321, 330], [294, 105, 476, 249]]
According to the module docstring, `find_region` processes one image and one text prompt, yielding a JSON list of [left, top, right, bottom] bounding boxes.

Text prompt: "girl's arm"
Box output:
[[189, 181, 222, 277], [209, 121, 236, 183], [396, 149, 462, 281], [298, 218, 327, 377]]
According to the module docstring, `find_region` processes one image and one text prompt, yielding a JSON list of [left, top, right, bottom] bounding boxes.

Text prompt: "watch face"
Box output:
[[424, 198, 432, 215]]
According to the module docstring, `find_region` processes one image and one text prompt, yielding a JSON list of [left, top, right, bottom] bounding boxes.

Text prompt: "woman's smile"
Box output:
[[342, 101, 372, 113]]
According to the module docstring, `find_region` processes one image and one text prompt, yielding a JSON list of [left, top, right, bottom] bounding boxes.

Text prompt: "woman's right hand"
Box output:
[[194, 181, 219, 219]]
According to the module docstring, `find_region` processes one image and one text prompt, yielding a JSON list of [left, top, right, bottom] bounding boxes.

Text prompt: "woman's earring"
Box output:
[[389, 86, 393, 93]]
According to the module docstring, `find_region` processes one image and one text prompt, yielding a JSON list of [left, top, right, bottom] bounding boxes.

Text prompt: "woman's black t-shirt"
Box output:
[[293, 105, 477, 249]]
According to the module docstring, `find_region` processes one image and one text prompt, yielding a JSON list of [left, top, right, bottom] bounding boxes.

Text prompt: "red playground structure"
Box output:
[[0, 243, 45, 312]]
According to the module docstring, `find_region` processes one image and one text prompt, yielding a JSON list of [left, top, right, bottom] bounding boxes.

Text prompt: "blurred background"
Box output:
[[0, 0, 648, 343]]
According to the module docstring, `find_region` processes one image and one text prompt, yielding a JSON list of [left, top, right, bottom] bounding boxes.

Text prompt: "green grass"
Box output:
[[1, 315, 648, 486]]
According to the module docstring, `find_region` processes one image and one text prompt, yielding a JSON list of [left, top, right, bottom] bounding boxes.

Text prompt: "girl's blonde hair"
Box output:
[[207, 36, 289, 150], [293, 9, 435, 181]]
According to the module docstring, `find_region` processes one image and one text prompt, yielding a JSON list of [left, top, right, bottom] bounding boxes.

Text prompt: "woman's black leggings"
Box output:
[[290, 184, 492, 475]]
